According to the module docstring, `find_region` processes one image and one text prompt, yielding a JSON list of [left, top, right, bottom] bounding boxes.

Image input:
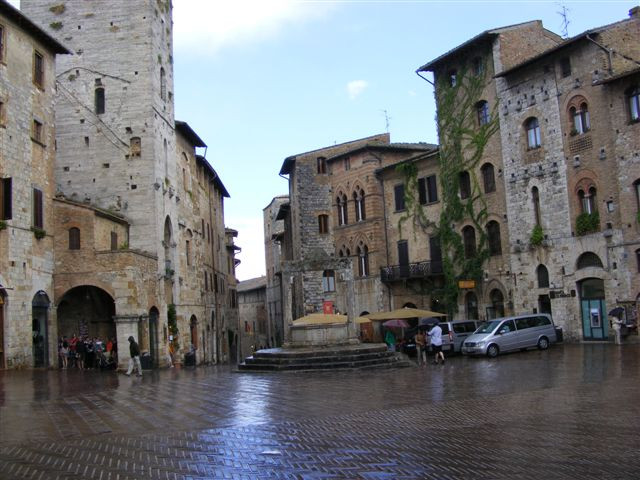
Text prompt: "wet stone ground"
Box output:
[[1, 343, 639, 479]]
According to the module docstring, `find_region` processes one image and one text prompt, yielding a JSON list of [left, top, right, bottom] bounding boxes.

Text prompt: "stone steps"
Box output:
[[238, 343, 413, 372]]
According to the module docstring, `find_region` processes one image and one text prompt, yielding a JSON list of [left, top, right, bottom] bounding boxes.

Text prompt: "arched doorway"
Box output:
[[579, 278, 607, 340], [487, 289, 505, 320], [57, 286, 115, 344], [0, 287, 6, 369], [148, 307, 159, 367], [32, 291, 50, 367], [190, 315, 198, 350]]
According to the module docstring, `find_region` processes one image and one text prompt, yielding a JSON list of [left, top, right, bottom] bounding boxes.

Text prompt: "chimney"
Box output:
[[630, 6, 640, 18]]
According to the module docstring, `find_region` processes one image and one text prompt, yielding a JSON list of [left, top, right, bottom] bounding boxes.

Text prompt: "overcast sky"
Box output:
[[14, 0, 640, 281]]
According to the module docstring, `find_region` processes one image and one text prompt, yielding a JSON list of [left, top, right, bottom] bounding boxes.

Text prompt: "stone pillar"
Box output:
[[282, 273, 294, 347], [114, 314, 141, 370], [343, 267, 359, 343]]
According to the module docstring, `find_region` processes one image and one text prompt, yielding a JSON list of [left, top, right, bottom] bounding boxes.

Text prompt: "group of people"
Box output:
[[384, 321, 446, 366], [58, 334, 117, 370]]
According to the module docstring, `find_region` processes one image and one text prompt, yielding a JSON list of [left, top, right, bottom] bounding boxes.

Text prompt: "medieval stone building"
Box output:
[[0, 1, 69, 368], [3, 0, 240, 369], [416, 8, 640, 340], [271, 8, 639, 344]]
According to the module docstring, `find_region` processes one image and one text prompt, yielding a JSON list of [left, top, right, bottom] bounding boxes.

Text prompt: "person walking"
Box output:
[[428, 321, 445, 365], [415, 329, 427, 366], [125, 336, 143, 376]]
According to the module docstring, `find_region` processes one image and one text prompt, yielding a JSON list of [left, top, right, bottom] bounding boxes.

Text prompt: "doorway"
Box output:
[[149, 307, 159, 367], [579, 278, 607, 340], [0, 289, 6, 369], [32, 291, 50, 368]]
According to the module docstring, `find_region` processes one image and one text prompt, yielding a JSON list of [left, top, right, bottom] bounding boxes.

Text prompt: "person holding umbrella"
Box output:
[[609, 307, 625, 345], [427, 320, 445, 365]]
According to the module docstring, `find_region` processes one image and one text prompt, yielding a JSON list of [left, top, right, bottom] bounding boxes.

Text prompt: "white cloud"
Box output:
[[173, 0, 335, 56], [347, 80, 368, 100], [232, 215, 266, 282]]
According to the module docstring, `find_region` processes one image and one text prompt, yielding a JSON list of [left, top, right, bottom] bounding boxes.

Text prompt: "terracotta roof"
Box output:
[[325, 142, 438, 163]]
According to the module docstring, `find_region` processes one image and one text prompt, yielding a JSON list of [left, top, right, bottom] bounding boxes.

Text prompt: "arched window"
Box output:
[[532, 187, 541, 226], [95, 87, 105, 115], [536, 264, 549, 288], [481, 163, 495, 193], [489, 289, 505, 319], [357, 243, 369, 277], [486, 221, 502, 256], [462, 225, 476, 258], [448, 69, 457, 87], [627, 85, 640, 122], [322, 270, 335, 292], [477, 100, 489, 126], [578, 187, 597, 214], [318, 214, 329, 234], [182, 153, 190, 191], [337, 193, 348, 226], [525, 117, 541, 149], [338, 246, 351, 258], [459, 171, 471, 199], [465, 292, 478, 320], [354, 188, 366, 221], [570, 101, 590, 134], [160, 67, 167, 101], [577, 252, 603, 270], [68, 227, 80, 250]]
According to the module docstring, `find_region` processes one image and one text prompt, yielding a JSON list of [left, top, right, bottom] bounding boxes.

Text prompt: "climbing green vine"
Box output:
[[399, 64, 500, 316]]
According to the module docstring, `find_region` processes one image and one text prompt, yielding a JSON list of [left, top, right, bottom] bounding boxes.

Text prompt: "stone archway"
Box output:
[[32, 291, 50, 368], [57, 286, 115, 343]]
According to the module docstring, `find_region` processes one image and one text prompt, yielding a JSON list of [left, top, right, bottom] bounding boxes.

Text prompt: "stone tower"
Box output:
[[22, 0, 176, 256]]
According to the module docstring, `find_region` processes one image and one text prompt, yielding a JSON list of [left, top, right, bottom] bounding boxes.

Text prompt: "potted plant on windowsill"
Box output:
[[31, 227, 46, 239]]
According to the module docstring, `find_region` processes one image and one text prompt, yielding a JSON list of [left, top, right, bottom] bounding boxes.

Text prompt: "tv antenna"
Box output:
[[381, 109, 391, 133], [557, 3, 570, 39]]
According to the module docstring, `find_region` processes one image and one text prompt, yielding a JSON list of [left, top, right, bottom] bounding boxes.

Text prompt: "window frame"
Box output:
[[32, 187, 43, 229], [95, 87, 105, 115], [318, 214, 329, 234], [481, 163, 495, 194], [525, 117, 541, 149], [462, 225, 476, 258], [0, 24, 5, 64], [33, 50, 44, 89], [486, 221, 502, 256], [32, 119, 44, 145], [68, 227, 81, 250], [322, 270, 336, 292], [160, 67, 166, 101], [560, 57, 571, 78], [394, 184, 405, 211], [627, 86, 640, 123], [459, 171, 471, 200], [317, 156, 327, 174], [0, 177, 12, 220], [477, 100, 489, 126]]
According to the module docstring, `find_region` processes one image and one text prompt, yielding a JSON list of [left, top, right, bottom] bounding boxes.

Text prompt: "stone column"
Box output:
[[114, 314, 141, 370], [343, 265, 359, 344], [282, 273, 294, 347]]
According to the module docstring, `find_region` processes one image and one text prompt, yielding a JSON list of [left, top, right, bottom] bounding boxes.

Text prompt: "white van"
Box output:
[[461, 314, 557, 358]]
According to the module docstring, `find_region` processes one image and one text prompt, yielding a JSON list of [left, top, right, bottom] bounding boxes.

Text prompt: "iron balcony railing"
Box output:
[[380, 260, 443, 283]]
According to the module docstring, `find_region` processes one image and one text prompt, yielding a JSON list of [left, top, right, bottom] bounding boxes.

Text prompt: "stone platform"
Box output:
[[238, 343, 412, 371]]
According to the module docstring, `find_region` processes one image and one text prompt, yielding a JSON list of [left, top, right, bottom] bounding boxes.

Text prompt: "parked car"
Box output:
[[462, 314, 557, 358], [424, 320, 479, 354]]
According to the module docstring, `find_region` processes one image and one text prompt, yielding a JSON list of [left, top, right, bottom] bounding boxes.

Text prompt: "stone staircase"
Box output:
[[238, 343, 413, 372]]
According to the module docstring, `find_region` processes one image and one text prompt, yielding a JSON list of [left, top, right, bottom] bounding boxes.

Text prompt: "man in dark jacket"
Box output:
[[125, 336, 142, 376]]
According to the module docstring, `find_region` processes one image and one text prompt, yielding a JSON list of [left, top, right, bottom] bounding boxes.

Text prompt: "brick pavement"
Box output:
[[1, 344, 639, 479]]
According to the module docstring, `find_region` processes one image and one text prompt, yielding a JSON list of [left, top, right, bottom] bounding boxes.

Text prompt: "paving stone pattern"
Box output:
[[1, 344, 639, 479]]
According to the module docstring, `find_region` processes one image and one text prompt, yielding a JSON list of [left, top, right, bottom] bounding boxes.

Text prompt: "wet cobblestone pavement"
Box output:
[[1, 343, 639, 479]]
